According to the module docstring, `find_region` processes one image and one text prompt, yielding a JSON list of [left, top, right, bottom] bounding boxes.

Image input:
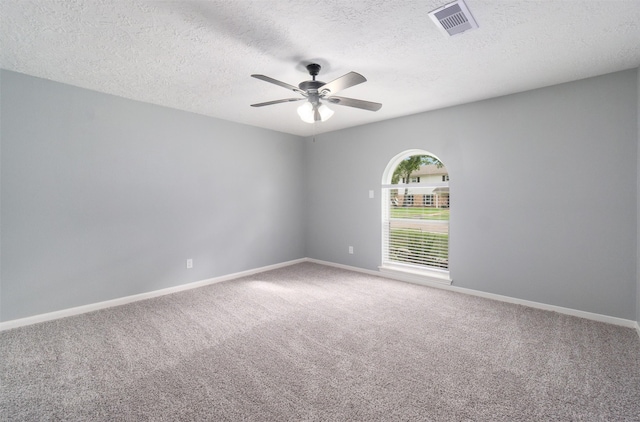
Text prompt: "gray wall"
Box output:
[[1, 70, 306, 321], [2, 68, 639, 323], [637, 67, 640, 326], [306, 69, 638, 320]]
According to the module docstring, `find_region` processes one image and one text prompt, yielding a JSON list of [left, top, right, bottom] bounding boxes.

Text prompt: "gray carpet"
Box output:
[[1, 262, 639, 421]]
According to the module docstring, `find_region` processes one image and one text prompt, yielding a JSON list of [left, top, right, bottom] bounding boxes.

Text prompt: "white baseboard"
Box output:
[[2, 257, 638, 333], [0, 258, 306, 332], [308, 258, 639, 330], [305, 258, 382, 277]]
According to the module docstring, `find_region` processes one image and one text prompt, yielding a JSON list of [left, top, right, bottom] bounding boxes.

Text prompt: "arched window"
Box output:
[[380, 150, 451, 285]]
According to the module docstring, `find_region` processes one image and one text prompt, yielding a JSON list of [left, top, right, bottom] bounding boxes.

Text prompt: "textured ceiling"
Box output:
[[1, 0, 639, 137]]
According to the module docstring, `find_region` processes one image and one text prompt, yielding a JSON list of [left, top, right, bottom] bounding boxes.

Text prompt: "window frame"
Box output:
[[379, 149, 452, 286]]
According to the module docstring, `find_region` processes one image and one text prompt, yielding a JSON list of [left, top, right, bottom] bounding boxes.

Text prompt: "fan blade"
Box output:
[[326, 96, 382, 111], [251, 74, 304, 94], [318, 72, 366, 96], [251, 98, 305, 107]]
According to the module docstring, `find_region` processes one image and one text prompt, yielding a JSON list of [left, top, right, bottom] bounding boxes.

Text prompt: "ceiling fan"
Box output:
[[250, 63, 382, 123]]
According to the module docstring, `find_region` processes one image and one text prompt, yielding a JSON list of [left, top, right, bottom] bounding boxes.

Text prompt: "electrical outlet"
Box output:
[[186, 259, 193, 269], [369, 190, 374, 199], [349, 246, 354, 254]]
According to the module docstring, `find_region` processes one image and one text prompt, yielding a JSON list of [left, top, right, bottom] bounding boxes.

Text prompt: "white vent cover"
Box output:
[[429, 0, 478, 37]]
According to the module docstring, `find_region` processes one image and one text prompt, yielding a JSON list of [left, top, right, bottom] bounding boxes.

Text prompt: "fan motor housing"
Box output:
[[299, 80, 325, 92]]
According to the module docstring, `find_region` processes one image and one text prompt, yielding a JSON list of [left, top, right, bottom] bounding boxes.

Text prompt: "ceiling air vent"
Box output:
[[429, 0, 478, 37]]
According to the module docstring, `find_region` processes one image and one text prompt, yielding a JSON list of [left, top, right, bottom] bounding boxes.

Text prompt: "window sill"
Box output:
[[378, 264, 452, 286]]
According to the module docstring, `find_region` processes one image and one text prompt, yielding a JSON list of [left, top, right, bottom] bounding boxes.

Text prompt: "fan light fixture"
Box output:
[[297, 101, 334, 123]]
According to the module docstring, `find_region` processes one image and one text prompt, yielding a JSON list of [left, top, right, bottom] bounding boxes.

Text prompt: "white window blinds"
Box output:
[[382, 184, 450, 271]]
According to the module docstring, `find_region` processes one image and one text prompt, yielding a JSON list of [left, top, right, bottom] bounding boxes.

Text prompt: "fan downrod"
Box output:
[[299, 63, 325, 92]]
